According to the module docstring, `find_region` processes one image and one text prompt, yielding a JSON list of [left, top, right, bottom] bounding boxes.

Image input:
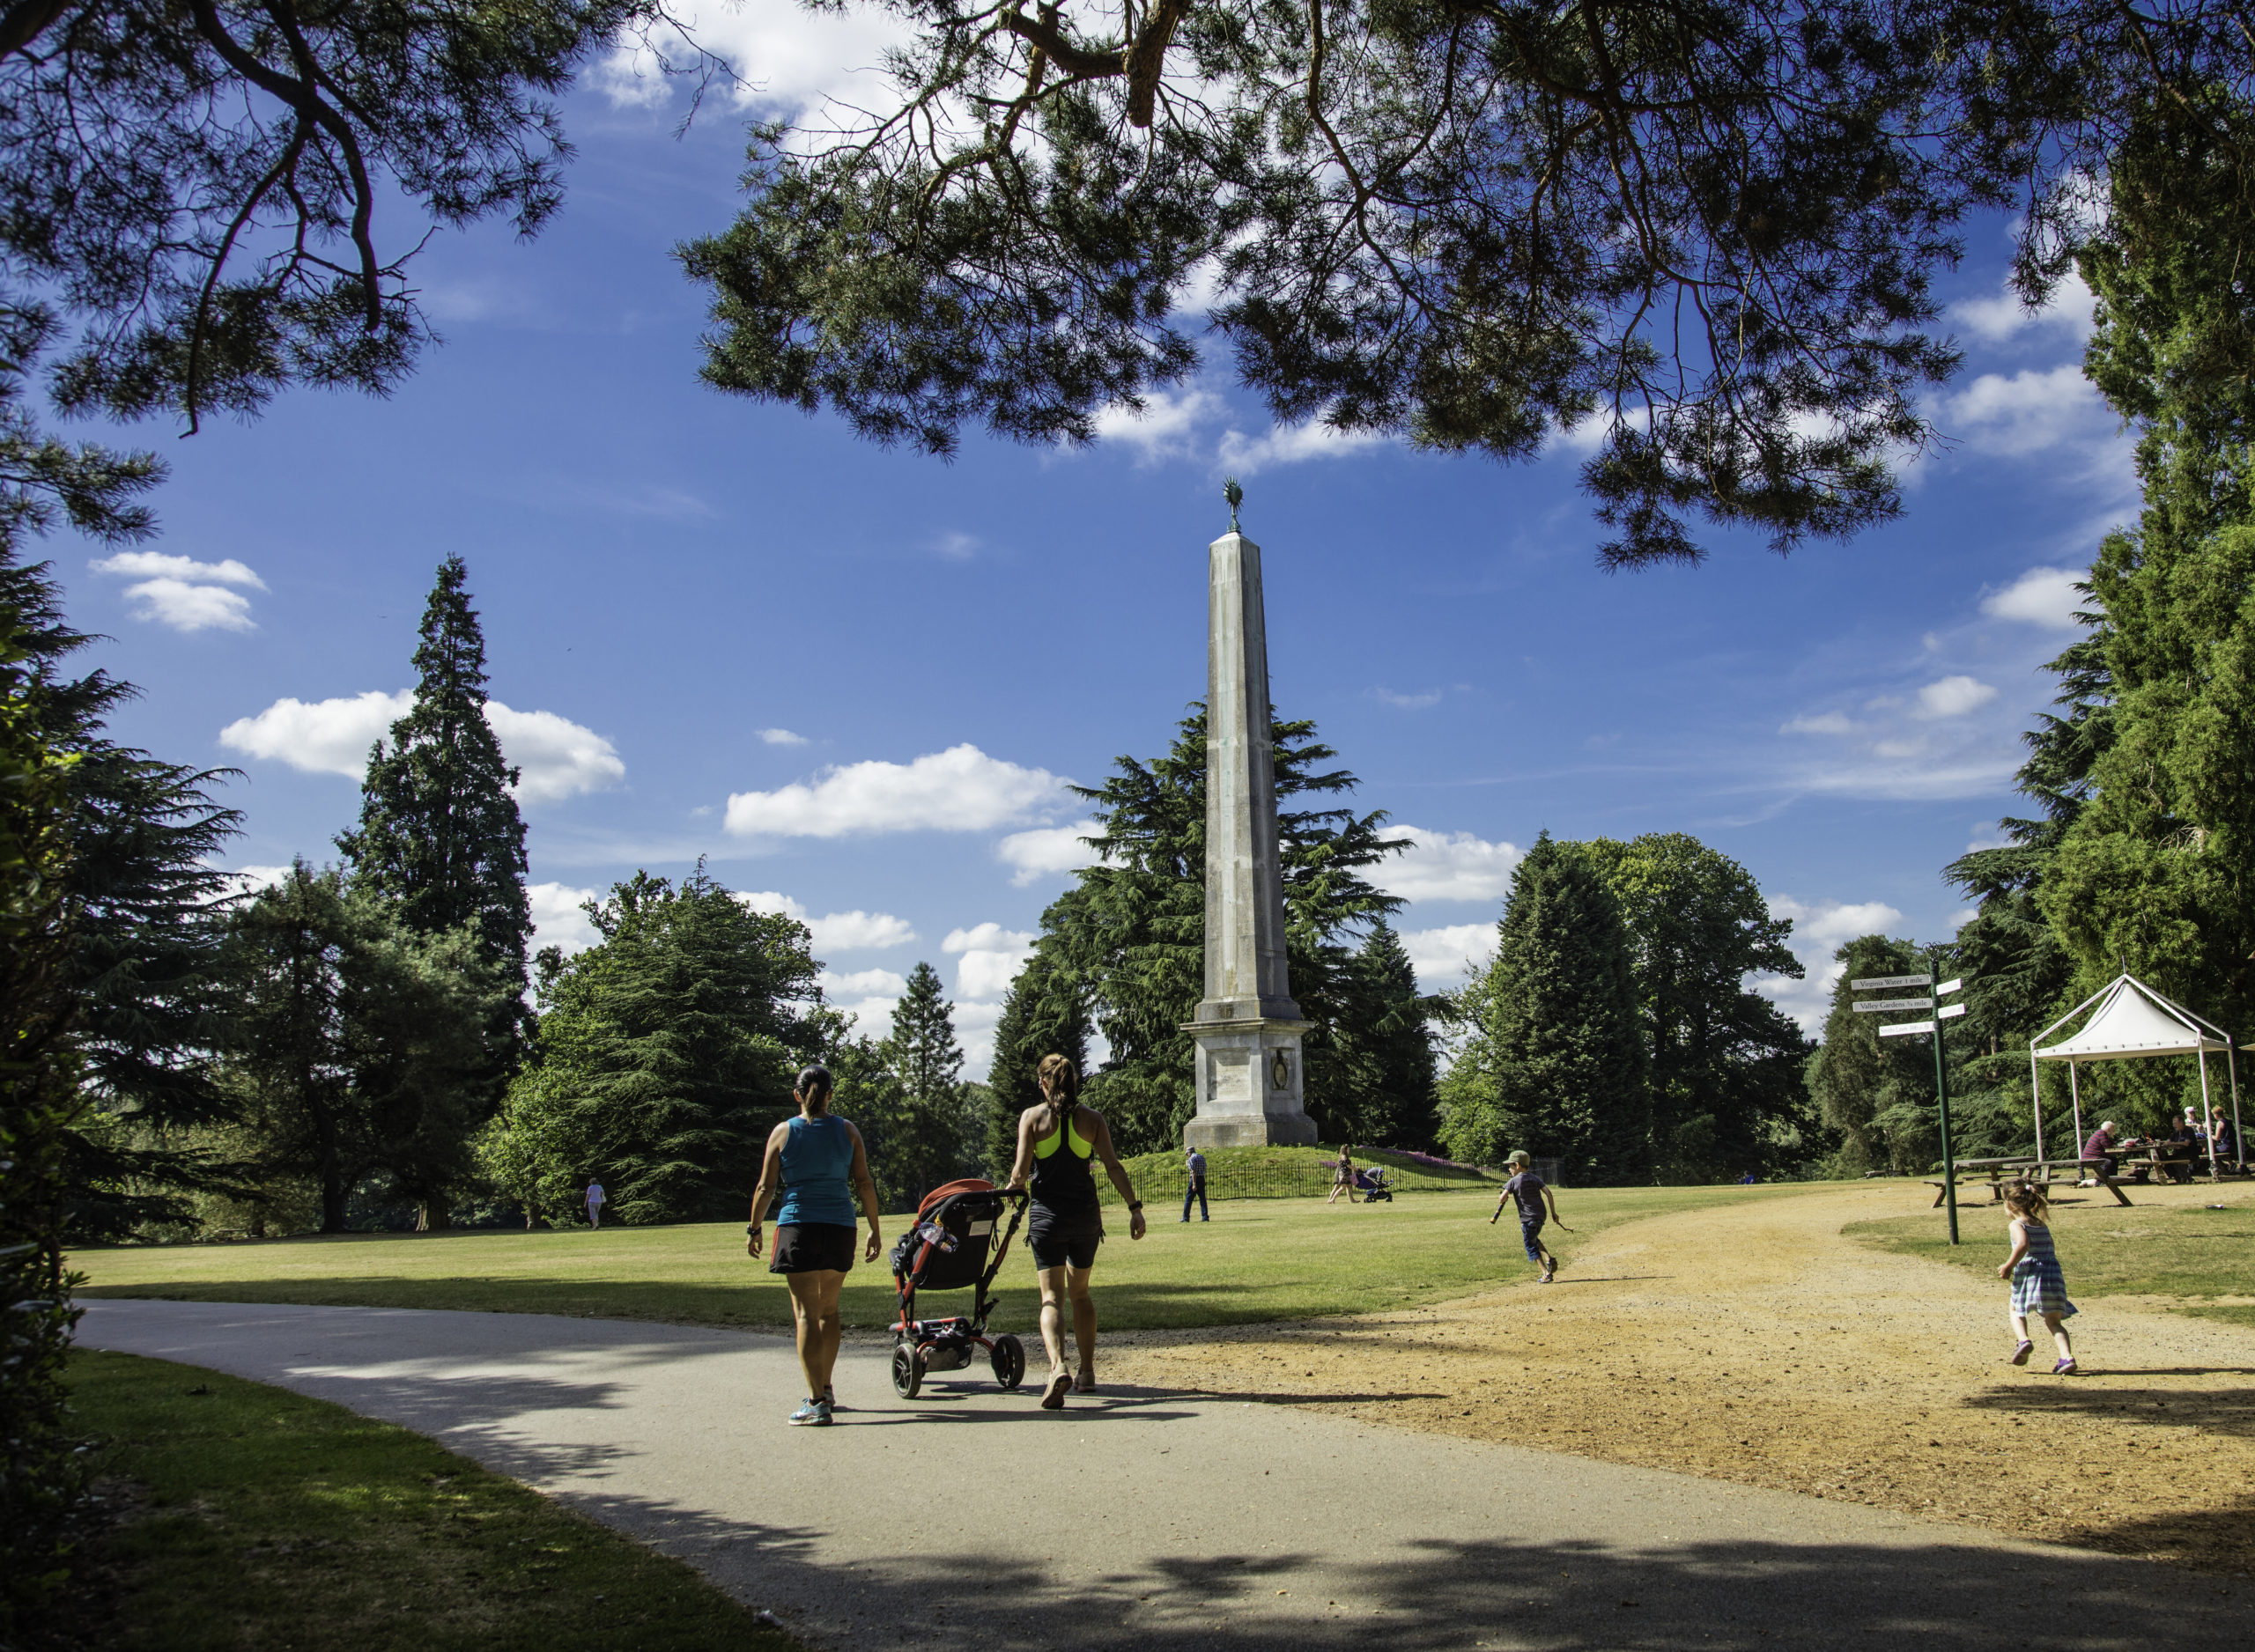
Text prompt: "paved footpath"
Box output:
[[79, 1300, 2245, 1650]]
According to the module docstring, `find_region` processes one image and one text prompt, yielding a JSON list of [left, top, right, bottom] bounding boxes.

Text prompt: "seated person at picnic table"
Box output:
[[2213, 1114, 2241, 1166], [2081, 1120, 2122, 1177]]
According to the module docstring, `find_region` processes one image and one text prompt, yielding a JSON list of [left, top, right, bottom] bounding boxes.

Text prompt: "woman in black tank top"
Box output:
[[1004, 1055, 1146, 1409]]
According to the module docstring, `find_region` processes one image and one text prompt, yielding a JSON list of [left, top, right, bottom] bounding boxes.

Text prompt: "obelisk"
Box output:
[[1185, 483, 1318, 1149]]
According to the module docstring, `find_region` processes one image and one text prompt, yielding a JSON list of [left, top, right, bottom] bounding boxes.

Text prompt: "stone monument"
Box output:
[[1185, 482, 1319, 1150]]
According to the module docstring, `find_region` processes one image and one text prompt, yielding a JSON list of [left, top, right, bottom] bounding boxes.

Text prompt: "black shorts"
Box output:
[[1028, 1206, 1102, 1271], [770, 1222, 857, 1275]]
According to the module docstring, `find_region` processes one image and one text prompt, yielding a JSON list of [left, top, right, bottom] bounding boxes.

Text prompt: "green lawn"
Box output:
[[63, 1350, 794, 1651], [1849, 1187, 2255, 1329], [74, 1183, 1820, 1335]]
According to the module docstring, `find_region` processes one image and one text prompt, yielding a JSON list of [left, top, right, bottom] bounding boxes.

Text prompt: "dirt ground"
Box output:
[[1100, 1181, 2255, 1575]]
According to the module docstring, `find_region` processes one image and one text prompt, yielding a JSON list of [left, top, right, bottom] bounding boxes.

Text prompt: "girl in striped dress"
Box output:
[[1996, 1183, 2076, 1375]]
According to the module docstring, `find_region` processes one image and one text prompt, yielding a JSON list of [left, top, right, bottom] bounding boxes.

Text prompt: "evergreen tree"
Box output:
[[985, 942, 1091, 1171], [1438, 834, 1650, 1184], [492, 867, 830, 1224], [2031, 100, 2255, 1132], [1041, 704, 1404, 1154], [1580, 833, 1815, 1180], [339, 556, 529, 1220], [1329, 920, 1440, 1150], [220, 862, 499, 1233], [0, 585, 86, 1633], [869, 961, 972, 1206]]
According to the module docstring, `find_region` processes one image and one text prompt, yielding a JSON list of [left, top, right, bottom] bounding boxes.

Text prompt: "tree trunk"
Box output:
[[417, 1198, 449, 1232]]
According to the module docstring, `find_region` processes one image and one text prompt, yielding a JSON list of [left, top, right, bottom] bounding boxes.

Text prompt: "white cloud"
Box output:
[[1400, 923, 1494, 991], [1092, 387, 1224, 464], [593, 1, 913, 122], [220, 690, 623, 803], [1938, 364, 2115, 460], [944, 922, 1038, 1002], [484, 703, 625, 804], [118, 578, 257, 632], [1371, 687, 1443, 711], [1915, 675, 2000, 719], [207, 862, 292, 903], [221, 690, 412, 776], [1981, 566, 2086, 631], [92, 550, 269, 632], [1373, 826, 1522, 904], [758, 727, 810, 747], [724, 744, 1067, 838], [821, 966, 908, 998], [1781, 712, 1853, 736], [737, 890, 918, 952], [994, 820, 1102, 886], [1217, 417, 1391, 475], [529, 882, 603, 954], [1756, 896, 1911, 1033], [1953, 271, 2096, 346], [91, 551, 265, 588]]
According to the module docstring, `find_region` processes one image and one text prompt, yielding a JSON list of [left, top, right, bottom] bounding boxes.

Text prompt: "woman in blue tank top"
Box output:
[[748, 1065, 882, 1426]]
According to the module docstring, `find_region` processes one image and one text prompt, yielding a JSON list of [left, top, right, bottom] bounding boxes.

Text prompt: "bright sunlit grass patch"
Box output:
[[75, 1183, 1825, 1335]]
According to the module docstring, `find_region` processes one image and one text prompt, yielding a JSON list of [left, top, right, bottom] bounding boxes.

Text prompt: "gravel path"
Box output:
[[1104, 1180, 2255, 1574], [78, 1289, 2246, 1650]]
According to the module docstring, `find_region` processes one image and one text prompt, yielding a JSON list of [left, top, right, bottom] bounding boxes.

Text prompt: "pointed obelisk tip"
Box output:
[[1223, 476, 1243, 534]]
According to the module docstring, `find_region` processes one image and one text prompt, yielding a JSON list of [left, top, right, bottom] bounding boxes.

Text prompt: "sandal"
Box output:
[[2010, 1340, 2034, 1366], [1040, 1369, 1071, 1410]]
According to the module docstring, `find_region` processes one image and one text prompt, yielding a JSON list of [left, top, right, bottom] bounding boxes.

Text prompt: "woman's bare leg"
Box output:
[[1068, 1265, 1098, 1385], [811, 1272, 845, 1392], [1037, 1265, 1069, 1375], [786, 1272, 831, 1397], [2043, 1310, 2074, 1361]]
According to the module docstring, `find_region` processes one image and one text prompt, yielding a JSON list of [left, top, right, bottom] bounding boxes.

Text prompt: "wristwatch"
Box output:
[[746, 1223, 760, 1234], [1128, 1201, 1143, 1212]]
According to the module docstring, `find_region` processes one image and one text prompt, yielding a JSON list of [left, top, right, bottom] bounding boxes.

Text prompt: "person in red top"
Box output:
[[2081, 1121, 2120, 1180]]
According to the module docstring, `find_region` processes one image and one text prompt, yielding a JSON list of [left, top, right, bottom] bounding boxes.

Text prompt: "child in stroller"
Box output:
[[1353, 1165, 1394, 1203], [888, 1178, 1031, 1398]]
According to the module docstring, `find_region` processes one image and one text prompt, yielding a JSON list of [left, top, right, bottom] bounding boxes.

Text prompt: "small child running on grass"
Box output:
[[1998, 1182, 2076, 1375], [1490, 1150, 1565, 1283]]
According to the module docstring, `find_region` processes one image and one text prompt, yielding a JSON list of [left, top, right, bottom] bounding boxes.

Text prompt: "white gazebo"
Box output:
[[2029, 973, 2244, 1176]]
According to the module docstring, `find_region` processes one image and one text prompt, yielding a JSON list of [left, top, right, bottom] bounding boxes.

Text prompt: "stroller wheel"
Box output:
[[990, 1333, 1026, 1391], [891, 1343, 922, 1399]]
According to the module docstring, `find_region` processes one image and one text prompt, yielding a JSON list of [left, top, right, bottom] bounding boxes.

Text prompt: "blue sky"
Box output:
[[55, 8, 2137, 1070]]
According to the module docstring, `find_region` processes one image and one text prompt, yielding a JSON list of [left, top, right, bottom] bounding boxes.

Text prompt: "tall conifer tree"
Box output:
[[1332, 921, 1441, 1149], [875, 962, 972, 1206], [1439, 834, 1650, 1183], [339, 557, 530, 1167]]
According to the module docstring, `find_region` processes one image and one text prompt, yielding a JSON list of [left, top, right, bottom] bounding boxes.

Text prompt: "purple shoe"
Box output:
[[2010, 1340, 2034, 1366], [2052, 1357, 2077, 1375]]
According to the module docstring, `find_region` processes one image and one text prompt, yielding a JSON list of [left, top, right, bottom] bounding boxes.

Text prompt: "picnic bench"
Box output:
[[1921, 1156, 2133, 1207]]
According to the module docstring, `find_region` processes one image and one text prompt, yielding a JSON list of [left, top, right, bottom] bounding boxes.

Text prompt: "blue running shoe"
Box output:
[[788, 1397, 832, 1426]]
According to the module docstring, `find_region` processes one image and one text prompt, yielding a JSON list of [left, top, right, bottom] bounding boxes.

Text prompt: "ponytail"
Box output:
[[1037, 1053, 1078, 1127]]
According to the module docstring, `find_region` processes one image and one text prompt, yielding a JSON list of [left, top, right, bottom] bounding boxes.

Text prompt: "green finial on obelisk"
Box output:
[[1224, 476, 1243, 533]]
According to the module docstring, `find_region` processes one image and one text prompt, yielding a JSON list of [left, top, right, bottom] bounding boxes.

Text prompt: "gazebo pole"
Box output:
[[2231, 1045, 2245, 1173], [2029, 1046, 2044, 1161], [2199, 1048, 2218, 1183], [2069, 1062, 2084, 1165]]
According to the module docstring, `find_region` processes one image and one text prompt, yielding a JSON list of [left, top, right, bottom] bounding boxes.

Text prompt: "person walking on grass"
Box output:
[[1005, 1054, 1146, 1409], [1327, 1145, 1358, 1205], [1490, 1150, 1564, 1283], [747, 1065, 884, 1426], [1182, 1146, 1209, 1222], [584, 1178, 605, 1229], [1999, 1182, 2076, 1375]]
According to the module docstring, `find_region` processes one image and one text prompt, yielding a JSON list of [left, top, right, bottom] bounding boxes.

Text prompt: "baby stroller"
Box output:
[[1354, 1166, 1394, 1203], [888, 1178, 1030, 1398]]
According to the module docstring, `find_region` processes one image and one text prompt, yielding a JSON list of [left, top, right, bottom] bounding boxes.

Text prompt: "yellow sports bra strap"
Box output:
[[1033, 1106, 1095, 1159]]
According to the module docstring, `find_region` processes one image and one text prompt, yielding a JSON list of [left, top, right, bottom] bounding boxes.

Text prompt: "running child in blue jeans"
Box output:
[[1490, 1149, 1565, 1283]]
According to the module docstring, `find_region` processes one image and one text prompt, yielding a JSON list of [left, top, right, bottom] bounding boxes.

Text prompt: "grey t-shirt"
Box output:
[[1505, 1172, 1547, 1220]]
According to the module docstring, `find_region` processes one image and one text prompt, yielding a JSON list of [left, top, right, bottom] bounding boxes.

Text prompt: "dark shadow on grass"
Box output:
[[1962, 1383, 2255, 1437], [548, 1494, 2251, 1651]]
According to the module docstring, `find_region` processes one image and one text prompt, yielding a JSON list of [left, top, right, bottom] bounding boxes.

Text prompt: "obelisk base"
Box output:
[[1186, 1018, 1318, 1149]]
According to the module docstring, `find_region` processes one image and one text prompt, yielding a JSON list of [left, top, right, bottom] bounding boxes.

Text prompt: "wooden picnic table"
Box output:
[[1921, 1158, 2133, 1207]]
